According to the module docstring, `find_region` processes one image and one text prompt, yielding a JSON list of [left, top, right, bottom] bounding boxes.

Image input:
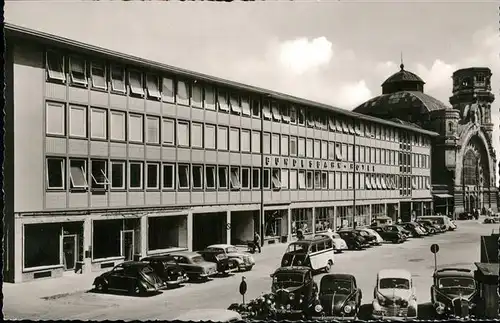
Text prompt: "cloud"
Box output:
[[415, 59, 457, 92], [277, 37, 333, 75], [335, 80, 373, 108]]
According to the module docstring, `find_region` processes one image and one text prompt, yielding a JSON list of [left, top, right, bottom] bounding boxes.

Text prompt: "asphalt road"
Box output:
[[4, 220, 495, 321]]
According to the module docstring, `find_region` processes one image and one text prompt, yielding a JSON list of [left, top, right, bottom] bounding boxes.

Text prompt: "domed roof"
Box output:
[[382, 63, 425, 86]]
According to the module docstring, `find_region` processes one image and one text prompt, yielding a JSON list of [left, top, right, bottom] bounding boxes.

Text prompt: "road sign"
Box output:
[[239, 277, 247, 304], [430, 243, 440, 254]]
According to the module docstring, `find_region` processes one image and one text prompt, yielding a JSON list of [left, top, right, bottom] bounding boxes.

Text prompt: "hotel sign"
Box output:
[[264, 156, 376, 172]]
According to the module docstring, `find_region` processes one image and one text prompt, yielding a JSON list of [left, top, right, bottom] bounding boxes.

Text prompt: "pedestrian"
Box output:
[[297, 229, 304, 240], [253, 231, 261, 253]]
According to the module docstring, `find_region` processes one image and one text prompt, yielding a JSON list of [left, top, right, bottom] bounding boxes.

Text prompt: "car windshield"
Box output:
[[379, 278, 410, 289], [286, 242, 309, 254], [273, 273, 304, 288], [320, 278, 352, 294], [438, 277, 475, 290], [190, 256, 204, 263]]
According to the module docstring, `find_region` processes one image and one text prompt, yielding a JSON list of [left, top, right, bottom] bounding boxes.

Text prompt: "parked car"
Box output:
[[93, 261, 165, 296], [419, 216, 453, 231], [270, 266, 319, 319], [164, 251, 218, 281], [312, 273, 362, 319], [314, 229, 348, 253], [449, 220, 457, 230], [371, 226, 405, 244], [354, 229, 379, 246], [420, 219, 446, 233], [337, 230, 370, 250], [370, 216, 393, 227], [391, 225, 412, 238], [175, 309, 242, 322], [281, 237, 335, 272], [361, 228, 385, 244], [458, 212, 474, 220], [140, 255, 189, 288], [197, 247, 239, 275], [400, 222, 426, 237], [372, 269, 418, 320], [202, 244, 255, 272], [417, 220, 438, 235], [430, 267, 478, 318], [484, 214, 500, 224]]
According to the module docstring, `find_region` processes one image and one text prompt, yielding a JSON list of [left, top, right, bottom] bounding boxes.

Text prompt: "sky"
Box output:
[[5, 1, 500, 180]]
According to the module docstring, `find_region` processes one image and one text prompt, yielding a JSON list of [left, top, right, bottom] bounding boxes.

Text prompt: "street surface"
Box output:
[[3, 220, 497, 320]]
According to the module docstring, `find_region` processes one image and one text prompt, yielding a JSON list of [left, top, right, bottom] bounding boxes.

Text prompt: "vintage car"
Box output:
[[93, 261, 165, 295], [163, 251, 218, 281], [371, 216, 393, 227], [484, 214, 500, 224], [372, 269, 418, 320], [430, 268, 477, 318], [175, 309, 242, 322], [416, 219, 438, 235], [337, 230, 370, 250], [354, 229, 379, 246], [418, 218, 446, 233], [202, 244, 255, 272], [281, 237, 335, 272], [361, 228, 385, 244], [140, 255, 189, 288], [419, 216, 452, 231], [269, 266, 319, 319], [388, 225, 412, 238], [197, 247, 239, 275], [400, 222, 426, 237], [312, 274, 363, 319], [371, 226, 406, 243], [314, 230, 348, 253]]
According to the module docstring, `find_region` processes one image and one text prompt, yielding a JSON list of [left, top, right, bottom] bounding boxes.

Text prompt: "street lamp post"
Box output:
[[353, 127, 357, 230]]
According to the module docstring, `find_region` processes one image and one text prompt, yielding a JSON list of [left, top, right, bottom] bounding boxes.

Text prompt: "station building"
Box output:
[[4, 24, 436, 283]]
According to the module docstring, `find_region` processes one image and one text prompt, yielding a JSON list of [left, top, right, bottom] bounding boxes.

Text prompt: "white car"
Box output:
[[315, 229, 348, 253], [205, 244, 255, 271], [372, 269, 418, 320], [362, 228, 384, 244]]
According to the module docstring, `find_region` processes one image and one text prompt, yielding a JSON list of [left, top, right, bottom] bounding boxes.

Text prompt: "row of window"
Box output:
[[46, 102, 430, 168], [45, 51, 431, 147], [47, 157, 431, 192]]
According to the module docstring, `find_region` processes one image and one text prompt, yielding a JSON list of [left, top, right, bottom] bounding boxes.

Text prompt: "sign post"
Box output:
[[239, 276, 247, 305], [430, 243, 440, 272]]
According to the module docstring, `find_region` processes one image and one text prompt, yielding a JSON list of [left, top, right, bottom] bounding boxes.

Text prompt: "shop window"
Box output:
[[178, 164, 190, 189], [192, 82, 203, 108], [148, 216, 187, 251], [110, 65, 126, 93], [291, 208, 313, 234], [110, 161, 125, 189], [46, 51, 65, 82], [217, 90, 229, 112], [263, 132, 271, 154], [205, 165, 216, 189], [281, 104, 291, 123], [91, 160, 110, 190], [146, 163, 159, 189], [146, 116, 160, 144], [241, 167, 250, 189], [230, 167, 241, 190], [290, 105, 297, 124], [69, 105, 87, 138], [46, 101, 66, 136], [192, 165, 203, 189], [162, 76, 175, 102], [263, 168, 270, 189], [47, 158, 65, 190], [230, 128, 240, 152], [176, 80, 190, 106], [251, 98, 261, 117], [218, 166, 228, 189], [252, 168, 260, 189], [298, 170, 306, 189], [272, 169, 282, 190], [110, 111, 126, 141], [90, 62, 107, 90], [205, 85, 216, 110], [128, 113, 143, 143], [251, 131, 261, 153], [281, 169, 289, 189], [92, 219, 121, 259], [162, 164, 175, 189], [262, 100, 272, 120], [205, 124, 216, 149], [162, 118, 175, 145], [241, 96, 251, 116], [191, 122, 203, 148], [24, 223, 61, 269], [298, 107, 305, 125], [241, 130, 251, 152], [69, 56, 87, 86], [230, 93, 242, 114], [129, 162, 143, 189], [146, 74, 161, 99], [290, 169, 297, 189], [218, 126, 228, 151], [69, 159, 88, 189], [177, 121, 190, 147]]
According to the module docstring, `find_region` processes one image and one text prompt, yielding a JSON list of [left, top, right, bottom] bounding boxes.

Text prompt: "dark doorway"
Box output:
[[121, 230, 134, 261], [230, 211, 258, 245], [63, 235, 77, 271], [193, 212, 226, 251]]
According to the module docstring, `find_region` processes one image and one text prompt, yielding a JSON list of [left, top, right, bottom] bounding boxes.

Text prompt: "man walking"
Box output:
[[253, 231, 261, 253]]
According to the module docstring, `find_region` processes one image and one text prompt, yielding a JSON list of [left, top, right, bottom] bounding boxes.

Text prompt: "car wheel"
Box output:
[[324, 260, 333, 273], [246, 265, 254, 272], [131, 284, 143, 296], [95, 280, 108, 293]]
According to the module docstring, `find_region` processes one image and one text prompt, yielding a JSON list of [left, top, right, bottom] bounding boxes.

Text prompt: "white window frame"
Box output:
[[129, 162, 143, 190], [110, 65, 126, 93], [146, 116, 160, 144], [252, 168, 260, 189], [146, 74, 161, 99], [162, 76, 175, 102], [281, 105, 291, 123], [178, 164, 190, 189], [241, 97, 251, 116], [335, 144, 344, 161], [230, 128, 240, 152], [192, 165, 204, 189], [298, 137, 306, 157], [218, 166, 229, 189], [176, 80, 190, 106], [46, 101, 66, 136], [69, 56, 87, 86], [205, 124, 216, 149], [128, 113, 144, 143], [251, 99, 261, 117], [289, 105, 297, 124], [280, 135, 289, 156], [241, 129, 251, 153], [146, 163, 160, 189], [218, 126, 229, 151], [365, 174, 372, 190], [298, 170, 306, 189], [230, 167, 241, 190], [329, 117, 336, 131], [271, 102, 281, 121], [90, 107, 107, 140], [205, 85, 216, 110], [128, 69, 145, 96], [110, 161, 126, 190], [191, 82, 204, 108], [230, 94, 242, 114], [335, 119, 343, 132], [272, 134, 280, 155], [263, 169, 271, 189], [46, 51, 65, 82], [298, 108, 305, 126], [271, 169, 282, 190], [90, 61, 107, 90], [162, 118, 175, 145], [68, 105, 87, 138], [189, 122, 203, 148], [69, 159, 88, 189], [314, 140, 321, 159], [262, 101, 272, 120], [217, 90, 230, 112], [109, 110, 126, 141], [290, 136, 297, 156], [281, 169, 289, 189], [328, 172, 335, 190], [290, 169, 297, 189], [205, 165, 217, 189], [177, 121, 190, 147], [306, 139, 313, 158], [262, 132, 271, 155], [46, 158, 65, 190], [321, 141, 328, 159], [162, 163, 175, 190], [241, 167, 251, 189], [251, 131, 261, 153], [91, 160, 111, 189]]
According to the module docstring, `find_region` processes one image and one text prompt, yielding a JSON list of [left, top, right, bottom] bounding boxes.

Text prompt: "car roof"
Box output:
[[169, 251, 202, 257], [141, 254, 175, 260], [378, 269, 412, 279], [117, 261, 149, 268], [434, 268, 474, 278], [206, 244, 232, 249], [175, 309, 242, 321], [322, 273, 355, 281], [274, 266, 311, 274]]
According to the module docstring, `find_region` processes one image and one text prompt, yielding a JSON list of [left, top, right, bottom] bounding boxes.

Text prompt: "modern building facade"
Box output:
[[355, 64, 497, 217], [4, 24, 436, 283]]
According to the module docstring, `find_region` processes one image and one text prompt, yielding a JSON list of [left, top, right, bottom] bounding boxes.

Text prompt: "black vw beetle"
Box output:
[[312, 273, 363, 319], [430, 267, 478, 318], [140, 255, 189, 288]]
